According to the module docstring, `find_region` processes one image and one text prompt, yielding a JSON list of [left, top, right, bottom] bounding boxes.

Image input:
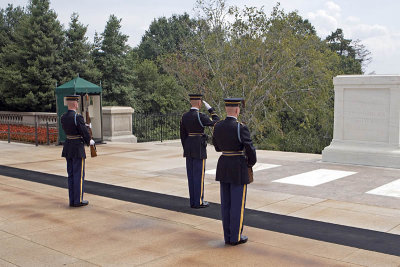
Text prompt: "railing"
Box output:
[[0, 112, 58, 145], [0, 111, 57, 125], [132, 113, 181, 142], [0, 113, 23, 124]]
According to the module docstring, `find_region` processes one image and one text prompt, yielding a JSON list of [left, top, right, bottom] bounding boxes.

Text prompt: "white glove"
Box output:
[[90, 139, 95, 146], [85, 123, 92, 129], [202, 100, 212, 110]]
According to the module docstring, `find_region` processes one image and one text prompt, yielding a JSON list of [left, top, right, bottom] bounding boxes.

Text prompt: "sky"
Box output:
[[1, 0, 399, 75]]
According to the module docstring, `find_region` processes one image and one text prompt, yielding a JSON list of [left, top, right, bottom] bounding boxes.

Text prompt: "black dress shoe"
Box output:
[[70, 200, 89, 207], [229, 235, 248, 246], [191, 201, 209, 209]]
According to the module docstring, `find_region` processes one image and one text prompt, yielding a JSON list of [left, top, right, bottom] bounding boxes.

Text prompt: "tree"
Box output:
[[0, 4, 26, 109], [61, 13, 100, 84], [0, 0, 64, 112], [93, 15, 134, 106], [132, 60, 186, 114], [325, 28, 371, 74], [137, 13, 196, 61], [133, 13, 197, 114], [162, 0, 348, 153], [0, 4, 25, 50]]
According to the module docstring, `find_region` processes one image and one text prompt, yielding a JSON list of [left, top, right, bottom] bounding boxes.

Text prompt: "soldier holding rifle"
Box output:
[[212, 98, 257, 246], [61, 95, 95, 207]]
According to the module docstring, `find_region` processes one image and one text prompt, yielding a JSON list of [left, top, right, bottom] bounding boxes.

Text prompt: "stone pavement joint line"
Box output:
[[1, 164, 400, 257]]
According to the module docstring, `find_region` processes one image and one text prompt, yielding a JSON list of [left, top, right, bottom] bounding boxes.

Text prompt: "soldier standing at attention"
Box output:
[[61, 95, 94, 207], [212, 98, 257, 245], [180, 94, 220, 208]]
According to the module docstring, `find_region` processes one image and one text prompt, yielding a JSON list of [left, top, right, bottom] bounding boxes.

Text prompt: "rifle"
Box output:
[[85, 93, 97, 157]]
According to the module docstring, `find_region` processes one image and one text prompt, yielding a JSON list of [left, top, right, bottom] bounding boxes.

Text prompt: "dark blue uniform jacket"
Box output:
[[61, 110, 91, 159], [212, 117, 257, 185], [180, 108, 219, 159]]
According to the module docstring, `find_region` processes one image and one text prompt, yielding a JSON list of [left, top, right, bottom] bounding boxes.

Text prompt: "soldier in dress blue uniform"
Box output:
[[180, 94, 220, 208], [212, 98, 257, 245], [61, 95, 94, 207]]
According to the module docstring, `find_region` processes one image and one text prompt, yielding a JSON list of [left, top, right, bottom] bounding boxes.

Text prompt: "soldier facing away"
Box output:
[[180, 94, 220, 208], [212, 98, 257, 245], [61, 95, 95, 207]]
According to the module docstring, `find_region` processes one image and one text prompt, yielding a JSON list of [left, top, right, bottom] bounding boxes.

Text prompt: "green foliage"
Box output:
[[325, 28, 371, 74], [0, 4, 25, 49], [0, 0, 64, 111], [135, 12, 197, 115], [162, 1, 357, 153], [137, 13, 196, 61], [0, 0, 373, 153], [131, 11, 201, 114], [61, 13, 100, 84], [92, 14, 134, 106], [0, 4, 26, 108], [132, 59, 186, 114]]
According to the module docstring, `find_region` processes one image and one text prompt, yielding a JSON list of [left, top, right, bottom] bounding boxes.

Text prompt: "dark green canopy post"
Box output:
[[55, 77, 103, 143]]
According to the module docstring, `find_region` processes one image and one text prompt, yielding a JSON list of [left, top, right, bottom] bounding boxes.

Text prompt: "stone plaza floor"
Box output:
[[1, 140, 400, 266]]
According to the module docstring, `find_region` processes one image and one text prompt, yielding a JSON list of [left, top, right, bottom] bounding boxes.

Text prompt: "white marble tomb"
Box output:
[[322, 75, 400, 168]]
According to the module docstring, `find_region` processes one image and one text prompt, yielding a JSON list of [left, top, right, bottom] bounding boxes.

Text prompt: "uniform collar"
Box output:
[[226, 116, 237, 120], [190, 107, 199, 111]]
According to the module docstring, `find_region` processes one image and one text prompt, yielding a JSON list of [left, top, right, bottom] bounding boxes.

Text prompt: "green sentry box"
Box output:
[[55, 77, 103, 144]]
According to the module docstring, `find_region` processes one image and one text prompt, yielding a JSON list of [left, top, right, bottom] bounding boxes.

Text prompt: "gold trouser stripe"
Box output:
[[200, 159, 205, 205], [238, 184, 247, 242], [80, 158, 84, 202]]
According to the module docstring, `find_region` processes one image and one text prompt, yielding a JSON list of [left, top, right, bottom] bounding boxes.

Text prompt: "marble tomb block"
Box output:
[[322, 75, 400, 168]]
